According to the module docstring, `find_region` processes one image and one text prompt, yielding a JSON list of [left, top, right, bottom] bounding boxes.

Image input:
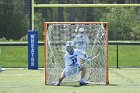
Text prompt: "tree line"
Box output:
[[0, 0, 140, 40]]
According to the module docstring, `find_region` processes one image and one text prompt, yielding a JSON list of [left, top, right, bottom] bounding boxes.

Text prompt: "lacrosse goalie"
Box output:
[[73, 28, 90, 52], [55, 41, 91, 86]]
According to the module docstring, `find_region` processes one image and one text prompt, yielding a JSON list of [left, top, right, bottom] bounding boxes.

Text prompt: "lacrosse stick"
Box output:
[[75, 54, 100, 74], [80, 54, 100, 69]]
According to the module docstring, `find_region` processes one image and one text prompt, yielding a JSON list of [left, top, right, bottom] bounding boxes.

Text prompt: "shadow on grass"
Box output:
[[49, 81, 118, 87]]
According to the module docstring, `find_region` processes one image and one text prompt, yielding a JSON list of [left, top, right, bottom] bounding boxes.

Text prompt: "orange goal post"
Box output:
[[44, 22, 109, 85]]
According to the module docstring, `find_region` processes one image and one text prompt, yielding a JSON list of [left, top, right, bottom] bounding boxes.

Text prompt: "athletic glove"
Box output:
[[75, 63, 80, 68], [85, 57, 91, 63], [75, 63, 80, 73]]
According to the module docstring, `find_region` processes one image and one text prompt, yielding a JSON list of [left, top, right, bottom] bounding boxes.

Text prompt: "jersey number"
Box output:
[[72, 58, 77, 65], [79, 41, 84, 45]]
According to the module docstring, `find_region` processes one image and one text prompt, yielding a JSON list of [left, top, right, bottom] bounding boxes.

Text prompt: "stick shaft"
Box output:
[[80, 54, 100, 68]]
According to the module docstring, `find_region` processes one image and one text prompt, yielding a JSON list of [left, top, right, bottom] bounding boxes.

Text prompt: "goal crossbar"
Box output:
[[44, 22, 109, 24]]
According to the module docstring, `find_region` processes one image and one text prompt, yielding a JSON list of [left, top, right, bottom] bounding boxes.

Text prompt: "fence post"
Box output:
[[116, 44, 119, 68]]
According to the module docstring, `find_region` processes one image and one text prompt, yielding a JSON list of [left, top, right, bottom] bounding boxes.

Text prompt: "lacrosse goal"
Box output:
[[44, 22, 109, 85]]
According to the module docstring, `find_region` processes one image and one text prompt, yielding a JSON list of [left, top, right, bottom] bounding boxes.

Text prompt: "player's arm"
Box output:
[[76, 49, 91, 63]]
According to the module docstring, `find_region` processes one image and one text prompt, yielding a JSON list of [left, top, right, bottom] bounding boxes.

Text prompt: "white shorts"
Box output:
[[64, 66, 79, 77]]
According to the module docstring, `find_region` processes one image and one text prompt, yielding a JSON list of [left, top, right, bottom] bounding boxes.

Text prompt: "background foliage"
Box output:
[[0, 0, 28, 40], [0, 0, 140, 40]]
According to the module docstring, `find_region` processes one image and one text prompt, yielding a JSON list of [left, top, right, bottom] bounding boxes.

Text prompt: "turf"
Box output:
[[108, 45, 140, 67], [0, 45, 140, 67], [0, 68, 140, 93], [0, 46, 44, 67]]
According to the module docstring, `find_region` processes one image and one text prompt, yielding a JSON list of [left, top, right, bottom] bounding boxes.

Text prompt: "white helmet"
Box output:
[[66, 41, 74, 46], [79, 28, 85, 32]]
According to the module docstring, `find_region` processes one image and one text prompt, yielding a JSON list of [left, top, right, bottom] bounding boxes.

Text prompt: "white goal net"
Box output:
[[44, 22, 109, 85]]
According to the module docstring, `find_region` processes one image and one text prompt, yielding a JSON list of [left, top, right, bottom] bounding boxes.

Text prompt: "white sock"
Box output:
[[80, 78, 84, 82]]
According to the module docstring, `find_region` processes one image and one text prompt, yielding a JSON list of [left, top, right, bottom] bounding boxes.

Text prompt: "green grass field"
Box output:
[[0, 68, 140, 93], [0, 44, 140, 93], [0, 45, 140, 67]]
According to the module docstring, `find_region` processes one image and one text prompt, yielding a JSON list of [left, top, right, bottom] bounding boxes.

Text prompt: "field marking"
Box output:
[[0, 68, 140, 93]]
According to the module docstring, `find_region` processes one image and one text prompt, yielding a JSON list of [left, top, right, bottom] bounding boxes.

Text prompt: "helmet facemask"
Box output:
[[66, 41, 74, 55], [66, 46, 74, 55], [78, 28, 85, 37]]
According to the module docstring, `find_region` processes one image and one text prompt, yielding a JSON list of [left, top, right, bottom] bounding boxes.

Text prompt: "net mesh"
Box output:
[[45, 22, 108, 85]]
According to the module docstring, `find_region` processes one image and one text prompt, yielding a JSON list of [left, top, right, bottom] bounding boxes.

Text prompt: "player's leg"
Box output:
[[0, 65, 2, 72], [79, 66, 88, 86], [55, 70, 66, 86], [0, 65, 5, 72], [80, 66, 86, 79]]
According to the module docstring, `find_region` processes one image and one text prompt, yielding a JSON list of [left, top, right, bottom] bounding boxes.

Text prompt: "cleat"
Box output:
[[80, 82, 88, 86], [54, 82, 61, 86]]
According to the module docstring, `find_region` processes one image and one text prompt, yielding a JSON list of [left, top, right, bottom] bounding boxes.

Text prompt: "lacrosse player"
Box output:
[[0, 65, 5, 72], [73, 28, 90, 52], [55, 41, 91, 86]]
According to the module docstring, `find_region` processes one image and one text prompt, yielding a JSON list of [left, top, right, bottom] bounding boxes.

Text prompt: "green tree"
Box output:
[[102, 7, 140, 40], [0, 0, 28, 40], [34, 12, 44, 40], [57, 0, 64, 21]]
